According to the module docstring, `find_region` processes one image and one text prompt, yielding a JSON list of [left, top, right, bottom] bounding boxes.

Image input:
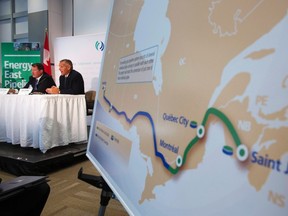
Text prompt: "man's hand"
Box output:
[[46, 86, 60, 94]]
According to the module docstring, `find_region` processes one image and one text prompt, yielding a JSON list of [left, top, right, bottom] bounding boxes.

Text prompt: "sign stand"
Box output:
[[77, 168, 115, 216]]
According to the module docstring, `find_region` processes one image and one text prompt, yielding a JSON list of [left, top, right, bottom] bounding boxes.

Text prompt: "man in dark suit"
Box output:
[[46, 59, 85, 95], [24, 63, 56, 94]]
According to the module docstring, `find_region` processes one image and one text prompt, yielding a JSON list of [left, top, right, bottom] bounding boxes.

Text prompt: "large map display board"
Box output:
[[87, 1, 288, 215]]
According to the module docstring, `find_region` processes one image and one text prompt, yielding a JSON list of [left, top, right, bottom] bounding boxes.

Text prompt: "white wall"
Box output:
[[74, 0, 113, 35]]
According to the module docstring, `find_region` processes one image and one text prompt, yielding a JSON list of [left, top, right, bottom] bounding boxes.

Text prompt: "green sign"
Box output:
[[1, 42, 41, 89]]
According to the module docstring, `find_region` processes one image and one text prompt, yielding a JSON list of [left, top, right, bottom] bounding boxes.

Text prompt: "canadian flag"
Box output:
[[43, 31, 52, 75]]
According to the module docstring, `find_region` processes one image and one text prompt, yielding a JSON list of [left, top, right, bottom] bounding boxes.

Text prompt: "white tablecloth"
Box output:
[[0, 94, 87, 153]]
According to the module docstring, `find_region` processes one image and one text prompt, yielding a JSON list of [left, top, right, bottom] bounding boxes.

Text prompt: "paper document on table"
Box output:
[[0, 88, 9, 95], [18, 88, 32, 95]]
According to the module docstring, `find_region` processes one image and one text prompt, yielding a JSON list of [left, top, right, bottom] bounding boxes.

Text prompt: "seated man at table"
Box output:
[[46, 59, 85, 95], [24, 63, 56, 94]]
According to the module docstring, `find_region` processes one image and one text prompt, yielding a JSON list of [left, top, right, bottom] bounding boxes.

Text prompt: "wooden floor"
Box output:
[[0, 158, 129, 216]]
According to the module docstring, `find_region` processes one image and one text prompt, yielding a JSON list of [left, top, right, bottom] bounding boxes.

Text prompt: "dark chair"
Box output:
[[85, 90, 96, 115]]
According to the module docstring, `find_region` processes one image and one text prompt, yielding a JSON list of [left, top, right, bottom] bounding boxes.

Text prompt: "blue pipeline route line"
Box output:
[[103, 92, 171, 170]]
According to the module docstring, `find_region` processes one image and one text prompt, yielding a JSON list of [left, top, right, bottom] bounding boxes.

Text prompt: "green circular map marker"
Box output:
[[236, 144, 249, 161], [197, 125, 205, 138], [176, 155, 183, 167]]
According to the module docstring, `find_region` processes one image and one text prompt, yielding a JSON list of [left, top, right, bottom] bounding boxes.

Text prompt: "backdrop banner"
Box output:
[[1, 42, 41, 89], [53, 33, 106, 92]]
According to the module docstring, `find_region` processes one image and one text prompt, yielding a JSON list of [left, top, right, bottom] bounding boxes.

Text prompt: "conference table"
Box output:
[[0, 94, 87, 153]]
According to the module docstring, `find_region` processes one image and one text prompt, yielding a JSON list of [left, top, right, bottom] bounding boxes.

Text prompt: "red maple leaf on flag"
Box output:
[[43, 31, 52, 76]]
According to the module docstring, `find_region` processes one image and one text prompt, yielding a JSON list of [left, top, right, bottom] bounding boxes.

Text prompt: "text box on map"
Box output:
[[117, 46, 158, 83]]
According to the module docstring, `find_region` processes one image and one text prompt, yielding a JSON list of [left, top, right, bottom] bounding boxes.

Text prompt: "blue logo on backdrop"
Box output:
[[95, 41, 105, 51]]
